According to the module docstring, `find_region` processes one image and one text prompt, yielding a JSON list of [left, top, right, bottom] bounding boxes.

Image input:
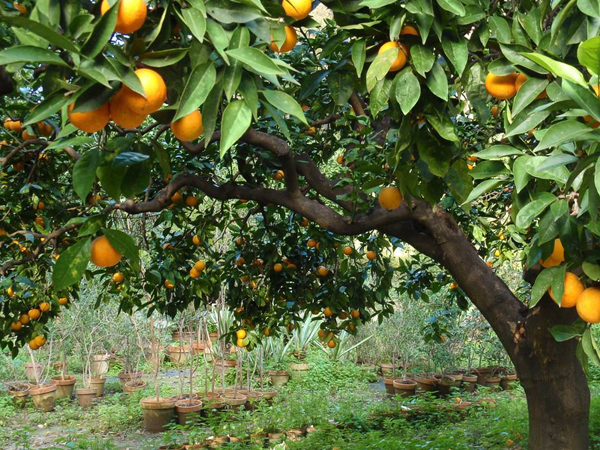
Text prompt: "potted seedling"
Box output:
[[266, 334, 292, 389], [288, 315, 320, 378], [3, 353, 30, 408], [27, 337, 57, 412], [117, 316, 145, 387], [175, 321, 203, 425], [49, 320, 77, 400]]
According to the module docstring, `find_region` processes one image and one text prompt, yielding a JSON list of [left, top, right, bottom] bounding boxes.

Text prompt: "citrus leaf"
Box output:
[[394, 68, 421, 115], [73, 149, 100, 201], [0, 45, 68, 66], [261, 90, 308, 125], [173, 62, 217, 121], [220, 100, 252, 157], [102, 228, 140, 273], [52, 237, 92, 292]]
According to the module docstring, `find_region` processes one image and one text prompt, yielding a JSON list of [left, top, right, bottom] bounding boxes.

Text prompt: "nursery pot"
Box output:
[[462, 374, 478, 393], [245, 391, 264, 410], [140, 397, 176, 432], [267, 432, 284, 444], [175, 399, 203, 425], [191, 340, 205, 354], [172, 331, 194, 342], [123, 379, 147, 394], [484, 376, 502, 391], [380, 363, 400, 377], [436, 375, 458, 397], [393, 379, 417, 397], [448, 371, 464, 382], [7, 383, 30, 408], [500, 373, 518, 390], [24, 362, 43, 383], [200, 392, 225, 412], [91, 354, 110, 377], [118, 371, 143, 387], [50, 375, 76, 400], [208, 332, 218, 344], [29, 383, 56, 412], [89, 377, 106, 397], [269, 370, 290, 388], [168, 345, 191, 365], [414, 375, 437, 392], [213, 359, 236, 376], [286, 428, 305, 442], [221, 392, 247, 410], [383, 377, 396, 396], [473, 367, 494, 385], [76, 388, 98, 408], [289, 362, 310, 379], [208, 436, 229, 448]]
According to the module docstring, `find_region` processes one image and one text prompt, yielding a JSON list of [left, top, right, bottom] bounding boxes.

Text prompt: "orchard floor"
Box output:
[[2, 356, 600, 450]]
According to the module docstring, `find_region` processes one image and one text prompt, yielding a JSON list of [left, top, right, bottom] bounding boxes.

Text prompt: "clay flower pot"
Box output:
[[221, 392, 247, 410], [199, 391, 224, 412], [245, 390, 264, 410], [89, 377, 106, 397], [269, 370, 290, 388], [168, 345, 191, 365], [91, 354, 110, 377], [500, 373, 518, 390], [76, 387, 98, 408], [286, 428, 304, 442], [123, 379, 147, 394], [29, 383, 56, 412], [484, 376, 502, 391], [462, 374, 478, 393], [191, 340, 205, 354], [383, 376, 396, 396], [50, 375, 76, 400], [140, 397, 176, 432], [436, 375, 459, 397], [172, 393, 199, 402], [414, 375, 437, 392], [175, 398, 203, 425], [24, 362, 43, 383], [118, 371, 143, 387], [289, 362, 310, 379], [393, 378, 417, 397], [7, 383, 30, 408]]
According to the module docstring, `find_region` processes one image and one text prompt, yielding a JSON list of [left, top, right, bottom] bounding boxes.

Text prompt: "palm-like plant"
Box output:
[[289, 314, 321, 360], [317, 330, 374, 361]]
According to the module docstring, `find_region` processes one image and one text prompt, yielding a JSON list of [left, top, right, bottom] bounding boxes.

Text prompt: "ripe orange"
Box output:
[[485, 72, 518, 100], [189, 267, 201, 278], [307, 239, 317, 248], [576, 287, 600, 324], [192, 235, 201, 246], [109, 90, 147, 128], [549, 272, 584, 308], [286, 323, 295, 331], [34, 335, 46, 347], [366, 250, 376, 260], [236, 338, 246, 347], [317, 266, 328, 277], [90, 235, 123, 267], [13, 3, 27, 15], [307, 126, 316, 135], [7, 286, 16, 297], [274, 263, 284, 272], [336, 155, 343, 165], [241, 275, 250, 283], [68, 102, 110, 133], [514, 73, 547, 99], [11, 322, 22, 331], [249, 280, 258, 289], [101, 0, 147, 34], [450, 282, 458, 290], [318, 329, 326, 339], [19, 314, 30, 324], [351, 310, 360, 319], [327, 339, 337, 348], [170, 192, 183, 204], [37, 121, 53, 137], [540, 238, 565, 268], [119, 68, 166, 114], [378, 186, 403, 210], [22, 130, 36, 140], [348, 322, 356, 331], [300, 218, 309, 227], [28, 308, 41, 320], [235, 237, 245, 246], [113, 272, 125, 284], [194, 260, 206, 271], [165, 280, 175, 289], [378, 41, 407, 72], [343, 246, 353, 256], [34, 201, 45, 210], [185, 196, 198, 207], [490, 105, 499, 116], [29, 340, 39, 350], [34, 216, 45, 227], [338, 312, 348, 320], [400, 25, 419, 36], [273, 170, 285, 180], [282, 0, 312, 20], [264, 328, 271, 336], [171, 110, 203, 142], [236, 256, 245, 266], [323, 306, 334, 317], [270, 26, 297, 53], [39, 302, 51, 312], [236, 329, 247, 339], [58, 297, 68, 306]]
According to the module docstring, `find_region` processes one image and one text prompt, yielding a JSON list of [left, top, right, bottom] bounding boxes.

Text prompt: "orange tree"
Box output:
[[0, 1, 599, 448]]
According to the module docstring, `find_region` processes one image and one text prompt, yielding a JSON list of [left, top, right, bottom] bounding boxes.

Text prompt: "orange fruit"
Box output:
[[37, 122, 53, 137], [19, 314, 30, 325], [348, 322, 356, 331], [366, 250, 376, 260], [11, 322, 22, 331], [343, 246, 353, 256], [58, 297, 68, 306], [287, 263, 297, 270], [235, 237, 245, 246], [119, 68, 166, 114], [34, 335, 46, 347], [400, 25, 419, 36], [13, 161, 25, 171], [307, 126, 316, 135], [165, 280, 175, 289], [327, 339, 337, 348], [378, 41, 407, 72], [273, 170, 285, 180], [10, 120, 22, 132], [307, 239, 317, 248], [109, 90, 147, 128], [34, 201, 45, 210], [189, 267, 201, 278], [514, 73, 547, 99], [264, 328, 271, 336], [28, 308, 41, 320], [249, 280, 258, 289], [549, 272, 584, 308], [192, 235, 201, 246], [318, 329, 326, 339], [236, 338, 246, 347], [324, 306, 334, 317], [338, 312, 348, 320], [236, 256, 245, 266], [282, 0, 312, 20], [273, 263, 284, 272], [194, 260, 206, 271], [317, 266, 328, 277], [68, 102, 110, 133], [583, 85, 600, 128], [34, 216, 45, 227], [378, 186, 403, 210], [29, 340, 39, 350], [485, 72, 518, 100], [490, 105, 499, 116], [7, 286, 16, 297], [576, 288, 600, 324], [450, 282, 458, 290], [171, 192, 183, 203], [101, 0, 147, 34], [540, 238, 565, 268], [171, 110, 203, 141], [351, 310, 360, 319], [240, 275, 250, 283], [113, 272, 125, 284], [270, 26, 297, 53], [236, 329, 247, 339], [22, 130, 36, 140], [336, 155, 343, 164], [13, 3, 27, 15], [185, 196, 198, 207], [300, 218, 309, 227], [90, 235, 123, 267], [39, 302, 51, 312]]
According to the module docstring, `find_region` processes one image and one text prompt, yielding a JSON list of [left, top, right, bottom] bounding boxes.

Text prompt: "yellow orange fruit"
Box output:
[[307, 239, 317, 248], [343, 246, 353, 256], [171, 110, 203, 142], [13, 3, 27, 15], [317, 266, 328, 277], [19, 314, 30, 325], [90, 235, 123, 267], [34, 335, 46, 347], [39, 302, 51, 312], [192, 235, 201, 246], [264, 328, 271, 336], [22, 130, 36, 140], [11, 322, 22, 331], [185, 196, 198, 207], [540, 238, 565, 268], [576, 288, 600, 324], [336, 155, 343, 165], [485, 72, 518, 100], [236, 329, 247, 339], [378, 41, 407, 72], [113, 272, 125, 284], [324, 306, 334, 317], [236, 256, 245, 266], [282, 0, 312, 20], [37, 121, 53, 137], [119, 68, 166, 114], [274, 263, 284, 272], [189, 267, 201, 278], [307, 126, 316, 135], [101, 0, 147, 34], [366, 250, 376, 260], [68, 102, 110, 133], [549, 272, 584, 308], [194, 260, 206, 271], [170, 192, 183, 204], [7, 286, 16, 297], [327, 339, 337, 348], [237, 338, 246, 347], [351, 310, 360, 319], [165, 280, 175, 289], [273, 170, 285, 180], [378, 186, 403, 210], [514, 73, 547, 99], [28, 308, 41, 320], [58, 297, 68, 306], [491, 106, 499, 116], [235, 237, 245, 246], [29, 340, 39, 350], [109, 90, 147, 128], [270, 26, 298, 53], [400, 25, 419, 36], [348, 322, 356, 331]]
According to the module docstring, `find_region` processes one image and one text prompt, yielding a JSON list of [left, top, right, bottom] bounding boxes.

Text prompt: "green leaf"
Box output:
[[80, 0, 119, 58], [426, 111, 458, 142], [73, 149, 100, 201], [512, 78, 549, 116], [366, 48, 396, 92], [525, 156, 570, 184], [52, 237, 92, 291], [534, 120, 595, 150], [152, 142, 171, 177], [549, 322, 587, 341], [261, 90, 308, 125], [173, 62, 217, 121], [351, 39, 366, 78], [436, 0, 465, 16], [518, 10, 542, 45], [530, 266, 560, 307], [582, 329, 600, 367], [202, 83, 223, 143], [226, 47, 283, 76], [522, 52, 587, 86], [328, 71, 356, 106], [418, 137, 451, 178], [112, 152, 150, 168], [513, 155, 532, 192], [411, 45, 435, 76], [536, 154, 579, 172], [23, 93, 71, 127], [583, 262, 600, 281], [223, 26, 249, 100], [489, 16, 511, 44], [515, 194, 557, 229], [506, 110, 551, 137], [220, 100, 252, 157], [0, 45, 68, 66], [78, 215, 106, 238], [500, 44, 547, 74], [179, 6, 206, 43], [122, 163, 150, 198], [141, 48, 189, 68], [445, 160, 473, 203], [426, 62, 448, 100], [578, 0, 600, 18], [96, 164, 126, 200], [474, 145, 523, 160], [0, 16, 79, 53], [102, 228, 140, 273], [461, 179, 504, 205], [46, 136, 94, 151], [394, 68, 421, 115], [441, 38, 468, 76], [370, 78, 392, 118], [562, 80, 600, 122], [469, 161, 509, 179], [578, 37, 600, 74], [205, 1, 262, 23]]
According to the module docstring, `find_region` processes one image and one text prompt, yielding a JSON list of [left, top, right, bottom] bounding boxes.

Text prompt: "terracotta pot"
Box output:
[[208, 436, 229, 448], [172, 393, 199, 402], [269, 370, 290, 388], [29, 383, 56, 412], [89, 377, 106, 397], [50, 375, 76, 400], [250, 432, 266, 444], [306, 425, 317, 434], [7, 383, 30, 408], [221, 392, 247, 409], [393, 378, 417, 397], [91, 354, 110, 377], [286, 428, 304, 442], [123, 379, 147, 394], [267, 432, 284, 443], [118, 371, 143, 387], [168, 345, 191, 365], [455, 401, 472, 410], [76, 388, 98, 408], [448, 371, 464, 382], [208, 332, 218, 344], [183, 444, 207, 450], [380, 363, 401, 377], [24, 362, 43, 383], [245, 390, 264, 410], [191, 340, 205, 354], [500, 374, 518, 390], [437, 375, 458, 397], [175, 399, 203, 425], [172, 331, 194, 342], [259, 389, 278, 400], [463, 374, 478, 392], [473, 367, 497, 385], [484, 376, 501, 390], [414, 375, 437, 392], [289, 362, 310, 379], [140, 397, 176, 432], [199, 391, 224, 411]]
